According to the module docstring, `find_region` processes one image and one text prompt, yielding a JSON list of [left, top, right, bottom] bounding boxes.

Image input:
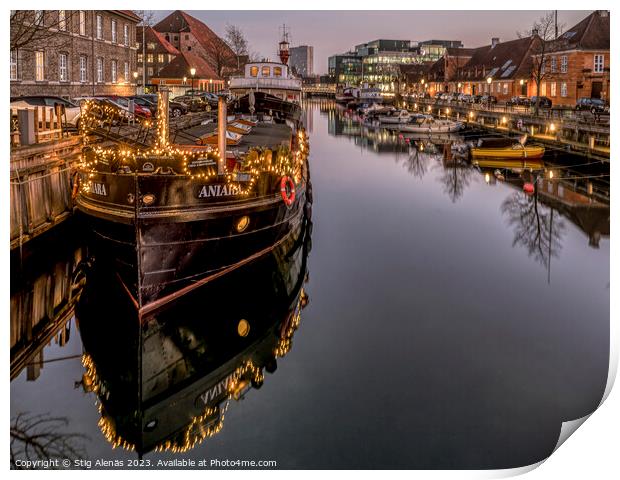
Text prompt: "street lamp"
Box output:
[[209, 78, 213, 93], [190, 67, 196, 98]]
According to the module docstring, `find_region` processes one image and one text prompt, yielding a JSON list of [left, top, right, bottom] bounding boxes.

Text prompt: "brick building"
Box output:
[[151, 11, 236, 79], [10, 10, 140, 98], [535, 10, 610, 106], [150, 52, 224, 97], [136, 26, 181, 92]]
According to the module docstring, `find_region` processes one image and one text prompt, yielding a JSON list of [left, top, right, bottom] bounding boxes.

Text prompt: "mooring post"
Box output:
[[218, 96, 227, 175]]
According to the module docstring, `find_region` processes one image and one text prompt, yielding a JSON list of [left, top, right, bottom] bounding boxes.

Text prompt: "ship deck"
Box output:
[[174, 121, 293, 152]]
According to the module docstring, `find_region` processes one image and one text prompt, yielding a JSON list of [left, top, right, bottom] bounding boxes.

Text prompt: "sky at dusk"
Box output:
[[148, 10, 592, 75]]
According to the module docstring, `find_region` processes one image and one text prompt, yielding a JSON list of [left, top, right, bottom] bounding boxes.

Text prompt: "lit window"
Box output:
[[80, 56, 87, 83], [561, 56, 568, 73], [58, 10, 66, 31], [35, 51, 44, 81], [594, 55, 604, 73], [503, 83, 508, 94], [111, 60, 117, 83], [111, 20, 117, 43], [147, 67, 153, 77], [124, 25, 129, 46], [273, 66, 282, 77], [147, 54, 153, 63], [561, 82, 567, 97], [10, 50, 18, 80], [147, 42, 155, 50], [250, 66, 258, 77], [96, 15, 102, 39], [541, 82, 547, 96], [550, 56, 557, 73], [262, 66, 270, 76], [79, 11, 86, 36], [550, 82, 556, 97], [137, 53, 143, 63], [59, 53, 68, 81], [97, 57, 103, 82], [157, 54, 164, 63], [124, 61, 129, 82]]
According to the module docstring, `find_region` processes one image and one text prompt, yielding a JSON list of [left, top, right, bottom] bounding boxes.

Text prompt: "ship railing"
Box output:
[[229, 77, 302, 90]]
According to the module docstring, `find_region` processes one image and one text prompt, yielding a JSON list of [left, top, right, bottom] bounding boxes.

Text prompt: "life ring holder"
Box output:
[[280, 176, 296, 208]]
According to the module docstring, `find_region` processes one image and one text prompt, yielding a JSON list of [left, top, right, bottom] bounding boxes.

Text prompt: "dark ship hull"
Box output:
[[76, 211, 312, 456], [77, 171, 310, 310], [231, 91, 302, 122]]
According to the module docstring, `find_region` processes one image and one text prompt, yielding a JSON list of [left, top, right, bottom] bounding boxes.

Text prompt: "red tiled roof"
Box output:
[[461, 36, 537, 81], [154, 51, 221, 80], [154, 10, 234, 58], [137, 26, 180, 55], [446, 47, 476, 57], [549, 10, 609, 52]]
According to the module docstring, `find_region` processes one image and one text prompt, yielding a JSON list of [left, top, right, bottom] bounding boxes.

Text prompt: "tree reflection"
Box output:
[[438, 159, 474, 203], [403, 148, 431, 179], [10, 413, 89, 469], [501, 188, 566, 275]]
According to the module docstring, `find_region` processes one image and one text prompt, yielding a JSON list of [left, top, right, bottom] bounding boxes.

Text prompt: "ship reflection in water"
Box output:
[[75, 212, 312, 456]]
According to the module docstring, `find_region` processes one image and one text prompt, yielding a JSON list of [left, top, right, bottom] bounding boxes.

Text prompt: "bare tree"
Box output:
[[10, 10, 77, 51], [11, 413, 89, 468], [204, 35, 236, 78], [520, 11, 564, 114], [225, 24, 249, 72]]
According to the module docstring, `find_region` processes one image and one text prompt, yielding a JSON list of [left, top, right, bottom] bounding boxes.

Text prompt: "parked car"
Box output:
[[470, 95, 483, 104], [132, 95, 189, 117], [530, 96, 552, 108], [575, 97, 609, 114], [480, 95, 498, 105], [98, 95, 152, 119], [172, 95, 212, 112], [10, 95, 82, 129], [506, 95, 530, 107]]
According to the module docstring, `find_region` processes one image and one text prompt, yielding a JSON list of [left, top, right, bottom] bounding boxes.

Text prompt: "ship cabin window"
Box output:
[[262, 66, 271, 76], [273, 66, 282, 77], [250, 66, 258, 77]]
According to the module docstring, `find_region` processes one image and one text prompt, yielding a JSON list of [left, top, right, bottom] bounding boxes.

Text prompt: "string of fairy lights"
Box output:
[[77, 97, 310, 198], [80, 289, 308, 455]]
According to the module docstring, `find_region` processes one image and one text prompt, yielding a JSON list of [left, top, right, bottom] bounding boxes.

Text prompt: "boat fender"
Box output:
[[280, 176, 296, 207], [71, 172, 80, 200], [523, 182, 535, 195], [304, 202, 312, 220]]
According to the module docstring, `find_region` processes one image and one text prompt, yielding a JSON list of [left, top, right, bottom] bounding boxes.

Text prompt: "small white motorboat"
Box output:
[[394, 115, 464, 133], [377, 109, 411, 124]]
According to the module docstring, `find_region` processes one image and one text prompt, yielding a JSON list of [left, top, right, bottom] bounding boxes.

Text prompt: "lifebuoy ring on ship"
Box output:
[[280, 176, 296, 207]]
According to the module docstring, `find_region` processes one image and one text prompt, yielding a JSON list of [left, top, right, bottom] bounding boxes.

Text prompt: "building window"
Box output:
[[97, 57, 103, 82], [80, 56, 87, 83], [10, 50, 18, 80], [147, 67, 153, 77], [503, 83, 508, 95], [35, 51, 44, 81], [561, 82, 567, 97], [274, 66, 282, 77], [124, 25, 129, 46], [541, 82, 547, 96], [157, 54, 164, 63], [79, 11, 86, 36], [250, 66, 258, 77], [185, 34, 189, 40], [147, 54, 153, 63], [560, 55, 568, 73], [111, 60, 117, 83], [35, 10, 44, 26], [147, 42, 155, 50], [594, 55, 604, 73], [261, 66, 270, 76], [550, 56, 557, 73], [58, 10, 66, 31], [111, 20, 117, 43], [168, 54, 174, 63], [96, 15, 102, 39], [124, 61, 129, 82], [137, 53, 143, 63], [550, 82, 556, 97], [59, 53, 68, 81]]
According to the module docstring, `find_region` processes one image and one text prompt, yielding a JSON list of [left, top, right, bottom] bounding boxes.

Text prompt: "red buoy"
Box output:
[[523, 182, 535, 195]]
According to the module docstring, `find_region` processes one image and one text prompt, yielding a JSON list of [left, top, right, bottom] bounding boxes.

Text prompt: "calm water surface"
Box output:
[[10, 101, 610, 469]]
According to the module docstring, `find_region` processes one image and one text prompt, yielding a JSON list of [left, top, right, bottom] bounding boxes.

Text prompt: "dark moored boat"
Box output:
[[76, 214, 311, 455], [75, 91, 312, 312]]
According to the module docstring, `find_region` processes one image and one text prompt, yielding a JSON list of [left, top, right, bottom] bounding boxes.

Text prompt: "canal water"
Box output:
[[10, 101, 610, 469]]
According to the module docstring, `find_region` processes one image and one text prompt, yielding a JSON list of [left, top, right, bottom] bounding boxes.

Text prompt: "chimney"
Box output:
[[491, 38, 500, 48]]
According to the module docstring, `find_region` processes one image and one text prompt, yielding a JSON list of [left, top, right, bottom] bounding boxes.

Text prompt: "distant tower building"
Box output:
[[290, 45, 314, 78]]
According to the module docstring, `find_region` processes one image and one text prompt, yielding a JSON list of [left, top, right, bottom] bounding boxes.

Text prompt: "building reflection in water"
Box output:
[[75, 212, 312, 456], [320, 100, 609, 280]]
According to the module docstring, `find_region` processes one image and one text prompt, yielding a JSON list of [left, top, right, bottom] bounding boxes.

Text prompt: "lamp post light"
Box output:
[[133, 71, 138, 93], [190, 67, 196, 98], [209, 77, 213, 93]]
